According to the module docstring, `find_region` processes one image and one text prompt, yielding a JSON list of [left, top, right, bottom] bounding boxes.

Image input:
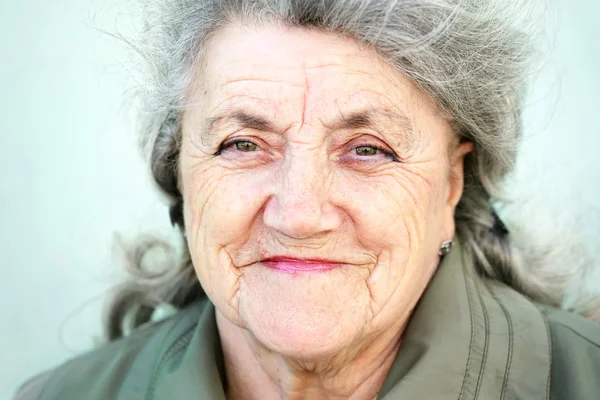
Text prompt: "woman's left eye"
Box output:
[[355, 146, 381, 157], [351, 144, 400, 162]]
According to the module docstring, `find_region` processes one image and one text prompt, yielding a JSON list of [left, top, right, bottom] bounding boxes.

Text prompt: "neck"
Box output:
[[216, 311, 403, 400]]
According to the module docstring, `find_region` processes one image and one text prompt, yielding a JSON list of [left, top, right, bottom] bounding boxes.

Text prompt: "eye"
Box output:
[[355, 145, 380, 157], [233, 141, 258, 152], [215, 139, 260, 156], [350, 143, 401, 162]]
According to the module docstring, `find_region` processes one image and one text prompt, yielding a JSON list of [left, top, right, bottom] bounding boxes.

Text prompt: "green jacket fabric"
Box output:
[[15, 244, 600, 399]]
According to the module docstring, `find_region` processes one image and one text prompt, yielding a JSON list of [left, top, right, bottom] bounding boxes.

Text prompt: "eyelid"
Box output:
[[355, 144, 400, 161], [349, 136, 402, 162], [214, 137, 262, 155], [225, 138, 260, 148]]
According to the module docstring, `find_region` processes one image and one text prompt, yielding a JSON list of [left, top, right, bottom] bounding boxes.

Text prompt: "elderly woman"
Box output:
[[15, 0, 600, 399]]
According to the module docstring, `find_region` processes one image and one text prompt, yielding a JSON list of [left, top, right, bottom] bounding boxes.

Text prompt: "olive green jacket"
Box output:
[[15, 245, 600, 399]]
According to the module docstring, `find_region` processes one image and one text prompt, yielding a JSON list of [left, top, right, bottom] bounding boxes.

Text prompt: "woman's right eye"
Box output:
[[232, 141, 258, 152], [215, 139, 260, 156]]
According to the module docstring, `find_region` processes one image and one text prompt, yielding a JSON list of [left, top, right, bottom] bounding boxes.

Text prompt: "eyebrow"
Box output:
[[328, 109, 418, 150], [205, 111, 277, 139], [328, 108, 414, 134], [201, 107, 416, 145]]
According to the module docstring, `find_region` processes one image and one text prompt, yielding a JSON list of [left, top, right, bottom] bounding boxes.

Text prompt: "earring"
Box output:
[[438, 240, 453, 257]]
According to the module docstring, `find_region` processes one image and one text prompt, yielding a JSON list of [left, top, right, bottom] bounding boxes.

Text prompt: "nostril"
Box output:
[[263, 193, 345, 241], [262, 194, 326, 239]]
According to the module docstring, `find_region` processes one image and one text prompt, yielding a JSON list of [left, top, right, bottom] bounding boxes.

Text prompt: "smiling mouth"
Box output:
[[259, 257, 345, 273]]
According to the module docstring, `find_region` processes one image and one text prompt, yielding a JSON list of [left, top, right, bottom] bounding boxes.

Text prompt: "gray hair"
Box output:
[[104, 0, 598, 339]]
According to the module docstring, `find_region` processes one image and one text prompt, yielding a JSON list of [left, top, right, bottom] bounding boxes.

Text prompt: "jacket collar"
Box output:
[[378, 241, 552, 399], [153, 241, 552, 399]]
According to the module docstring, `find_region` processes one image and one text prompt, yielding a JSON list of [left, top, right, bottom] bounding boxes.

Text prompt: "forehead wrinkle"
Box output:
[[217, 59, 308, 88], [219, 76, 307, 88], [305, 65, 385, 80]]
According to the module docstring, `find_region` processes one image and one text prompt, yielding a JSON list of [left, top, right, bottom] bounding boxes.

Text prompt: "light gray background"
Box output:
[[1, 0, 598, 398]]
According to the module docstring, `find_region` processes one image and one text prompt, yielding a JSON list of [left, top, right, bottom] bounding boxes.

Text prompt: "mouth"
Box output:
[[259, 257, 346, 273]]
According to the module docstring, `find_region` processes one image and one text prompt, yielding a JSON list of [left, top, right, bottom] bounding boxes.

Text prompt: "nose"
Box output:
[[263, 157, 342, 239]]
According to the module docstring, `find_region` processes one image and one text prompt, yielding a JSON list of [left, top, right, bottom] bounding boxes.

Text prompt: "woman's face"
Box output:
[[180, 24, 470, 358]]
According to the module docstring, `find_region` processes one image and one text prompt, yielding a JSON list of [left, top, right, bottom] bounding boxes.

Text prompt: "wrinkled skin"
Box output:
[[179, 23, 472, 400]]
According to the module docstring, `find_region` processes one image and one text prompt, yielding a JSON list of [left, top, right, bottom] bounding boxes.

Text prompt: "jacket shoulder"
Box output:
[[539, 306, 600, 400], [12, 308, 193, 400]]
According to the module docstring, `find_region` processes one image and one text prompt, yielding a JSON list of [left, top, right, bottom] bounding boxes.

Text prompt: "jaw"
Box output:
[[216, 303, 405, 400]]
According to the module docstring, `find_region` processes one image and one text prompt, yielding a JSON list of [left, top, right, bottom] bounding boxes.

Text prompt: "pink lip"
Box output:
[[260, 257, 344, 273]]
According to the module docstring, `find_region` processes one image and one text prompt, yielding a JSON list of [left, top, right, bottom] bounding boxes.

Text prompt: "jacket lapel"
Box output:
[[152, 302, 227, 400], [378, 242, 552, 399]]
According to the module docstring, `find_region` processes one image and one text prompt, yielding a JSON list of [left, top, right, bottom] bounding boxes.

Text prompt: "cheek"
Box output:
[[339, 167, 447, 315], [342, 167, 440, 250], [181, 164, 271, 317], [183, 165, 268, 244]]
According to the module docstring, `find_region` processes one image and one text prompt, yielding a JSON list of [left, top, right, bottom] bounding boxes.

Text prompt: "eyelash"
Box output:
[[215, 139, 402, 163], [352, 144, 401, 162], [213, 139, 253, 156]]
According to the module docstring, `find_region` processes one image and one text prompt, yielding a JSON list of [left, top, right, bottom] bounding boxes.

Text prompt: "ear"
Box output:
[[443, 141, 474, 236]]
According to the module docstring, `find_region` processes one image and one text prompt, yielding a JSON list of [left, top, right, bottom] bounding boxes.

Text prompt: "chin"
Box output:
[[235, 265, 371, 359], [238, 292, 365, 360], [243, 308, 359, 360]]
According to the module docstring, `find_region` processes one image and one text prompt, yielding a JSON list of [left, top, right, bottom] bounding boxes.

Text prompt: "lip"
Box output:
[[260, 257, 345, 273]]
